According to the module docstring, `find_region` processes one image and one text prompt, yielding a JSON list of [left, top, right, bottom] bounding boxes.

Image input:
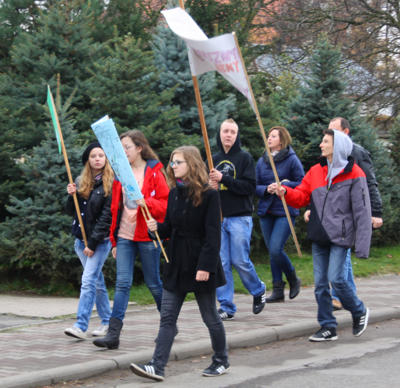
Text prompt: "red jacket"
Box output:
[[110, 159, 169, 246], [284, 158, 371, 258]]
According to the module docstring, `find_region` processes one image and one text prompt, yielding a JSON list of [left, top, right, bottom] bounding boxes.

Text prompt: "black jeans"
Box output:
[[152, 288, 228, 374]]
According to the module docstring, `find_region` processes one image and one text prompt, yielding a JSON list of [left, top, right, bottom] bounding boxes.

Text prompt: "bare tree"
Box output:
[[267, 0, 400, 117]]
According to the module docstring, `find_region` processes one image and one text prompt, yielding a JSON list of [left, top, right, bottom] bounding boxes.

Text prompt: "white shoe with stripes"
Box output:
[[202, 360, 230, 377], [130, 362, 164, 381]]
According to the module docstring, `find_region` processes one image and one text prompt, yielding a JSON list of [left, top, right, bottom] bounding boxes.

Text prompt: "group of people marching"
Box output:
[[64, 116, 382, 382]]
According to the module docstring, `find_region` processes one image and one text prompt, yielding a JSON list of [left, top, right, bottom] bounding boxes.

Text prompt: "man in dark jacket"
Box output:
[[328, 117, 383, 310], [209, 118, 266, 320]]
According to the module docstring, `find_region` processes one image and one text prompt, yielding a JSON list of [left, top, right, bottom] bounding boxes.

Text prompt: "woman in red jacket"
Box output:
[[93, 130, 169, 350]]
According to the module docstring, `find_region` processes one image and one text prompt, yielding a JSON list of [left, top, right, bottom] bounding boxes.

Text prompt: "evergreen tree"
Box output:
[[0, 92, 84, 286], [85, 35, 191, 163], [286, 39, 357, 171], [101, 0, 164, 43], [389, 119, 400, 174], [152, 24, 236, 150], [233, 71, 300, 160], [0, 0, 40, 72], [0, 0, 106, 218], [286, 38, 400, 245]]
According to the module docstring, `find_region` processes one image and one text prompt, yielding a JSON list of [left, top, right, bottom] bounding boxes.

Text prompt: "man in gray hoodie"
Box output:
[[273, 129, 371, 341]]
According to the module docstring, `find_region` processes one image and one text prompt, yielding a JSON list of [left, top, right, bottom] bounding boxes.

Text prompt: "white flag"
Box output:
[[162, 7, 256, 112]]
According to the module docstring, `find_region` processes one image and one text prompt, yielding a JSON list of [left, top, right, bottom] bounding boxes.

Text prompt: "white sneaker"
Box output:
[[64, 326, 87, 339], [91, 324, 109, 337]]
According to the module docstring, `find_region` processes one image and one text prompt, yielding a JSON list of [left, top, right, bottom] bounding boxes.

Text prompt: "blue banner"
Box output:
[[91, 115, 143, 201]]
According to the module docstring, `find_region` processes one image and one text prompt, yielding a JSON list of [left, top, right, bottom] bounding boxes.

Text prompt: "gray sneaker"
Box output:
[[91, 324, 109, 337], [64, 326, 87, 340]]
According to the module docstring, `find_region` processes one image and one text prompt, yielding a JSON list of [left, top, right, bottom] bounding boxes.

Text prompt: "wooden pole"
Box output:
[[192, 76, 214, 169], [142, 204, 169, 263], [232, 33, 302, 257], [50, 81, 88, 248], [179, 0, 214, 170], [139, 207, 158, 249]]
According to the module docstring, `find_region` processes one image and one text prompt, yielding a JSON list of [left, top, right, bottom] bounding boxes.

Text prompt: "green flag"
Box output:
[[46, 85, 62, 154]]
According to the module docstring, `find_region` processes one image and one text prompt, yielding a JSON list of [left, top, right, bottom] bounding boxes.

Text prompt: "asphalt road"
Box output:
[[47, 318, 400, 388]]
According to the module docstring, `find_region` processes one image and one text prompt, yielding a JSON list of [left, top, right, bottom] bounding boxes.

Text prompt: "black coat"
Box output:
[[351, 143, 382, 217], [66, 178, 112, 251], [156, 186, 225, 293]]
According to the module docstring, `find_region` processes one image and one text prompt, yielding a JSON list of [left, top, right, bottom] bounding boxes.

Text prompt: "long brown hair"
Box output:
[[120, 130, 159, 161], [167, 146, 209, 207], [78, 157, 114, 199]]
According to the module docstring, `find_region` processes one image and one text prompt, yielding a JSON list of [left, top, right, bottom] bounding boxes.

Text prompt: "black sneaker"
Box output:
[[218, 308, 234, 321], [202, 360, 230, 377], [353, 308, 369, 337], [130, 362, 164, 382], [309, 327, 338, 342], [253, 291, 266, 314]]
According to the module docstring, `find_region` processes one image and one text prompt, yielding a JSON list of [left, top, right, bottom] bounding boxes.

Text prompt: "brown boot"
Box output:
[[332, 299, 343, 311]]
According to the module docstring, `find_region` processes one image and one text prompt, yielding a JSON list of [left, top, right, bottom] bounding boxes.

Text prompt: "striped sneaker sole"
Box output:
[[130, 363, 164, 381]]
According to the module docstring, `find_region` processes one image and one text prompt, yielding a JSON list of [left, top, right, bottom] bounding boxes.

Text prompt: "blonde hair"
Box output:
[[167, 146, 210, 207], [220, 118, 239, 131], [268, 126, 292, 149], [78, 158, 114, 199]]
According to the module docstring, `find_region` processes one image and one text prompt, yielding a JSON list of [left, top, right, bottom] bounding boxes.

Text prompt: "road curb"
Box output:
[[2, 306, 399, 388]]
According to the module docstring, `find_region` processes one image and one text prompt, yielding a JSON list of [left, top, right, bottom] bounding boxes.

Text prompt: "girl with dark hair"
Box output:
[[130, 146, 229, 381], [256, 126, 304, 302], [64, 142, 114, 339], [93, 130, 169, 349]]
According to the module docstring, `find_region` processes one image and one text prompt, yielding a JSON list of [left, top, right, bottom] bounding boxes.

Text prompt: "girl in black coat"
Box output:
[[64, 142, 114, 340], [130, 146, 229, 381]]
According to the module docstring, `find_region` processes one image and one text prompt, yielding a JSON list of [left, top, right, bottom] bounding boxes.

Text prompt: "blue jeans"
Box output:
[[111, 238, 163, 321], [74, 238, 112, 332], [259, 215, 295, 283], [331, 248, 357, 301], [217, 216, 265, 315], [152, 288, 227, 375], [312, 243, 365, 328]]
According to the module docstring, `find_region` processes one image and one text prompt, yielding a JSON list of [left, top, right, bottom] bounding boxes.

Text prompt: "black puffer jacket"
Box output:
[[66, 178, 112, 251], [155, 186, 226, 293], [351, 143, 383, 217]]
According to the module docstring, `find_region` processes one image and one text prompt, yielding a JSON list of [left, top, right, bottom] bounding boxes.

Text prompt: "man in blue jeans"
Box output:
[[209, 118, 266, 320], [305, 117, 383, 310]]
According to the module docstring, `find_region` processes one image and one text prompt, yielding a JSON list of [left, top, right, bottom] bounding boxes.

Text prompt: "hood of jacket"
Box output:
[[326, 130, 353, 187]]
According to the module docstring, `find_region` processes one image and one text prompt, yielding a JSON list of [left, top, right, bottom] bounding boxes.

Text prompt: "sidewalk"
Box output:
[[1, 274, 400, 388]]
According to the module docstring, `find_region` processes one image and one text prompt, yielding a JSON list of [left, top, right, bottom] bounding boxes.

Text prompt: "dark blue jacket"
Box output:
[[256, 146, 304, 217]]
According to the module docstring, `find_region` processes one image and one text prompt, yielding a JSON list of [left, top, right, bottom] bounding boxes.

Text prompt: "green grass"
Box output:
[[235, 245, 400, 295], [125, 245, 400, 305], [1, 245, 399, 305]]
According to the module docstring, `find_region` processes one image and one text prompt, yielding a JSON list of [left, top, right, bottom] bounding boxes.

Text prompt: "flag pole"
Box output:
[[232, 33, 302, 257], [139, 207, 158, 249], [142, 204, 169, 263], [179, 0, 214, 170], [47, 84, 88, 248]]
